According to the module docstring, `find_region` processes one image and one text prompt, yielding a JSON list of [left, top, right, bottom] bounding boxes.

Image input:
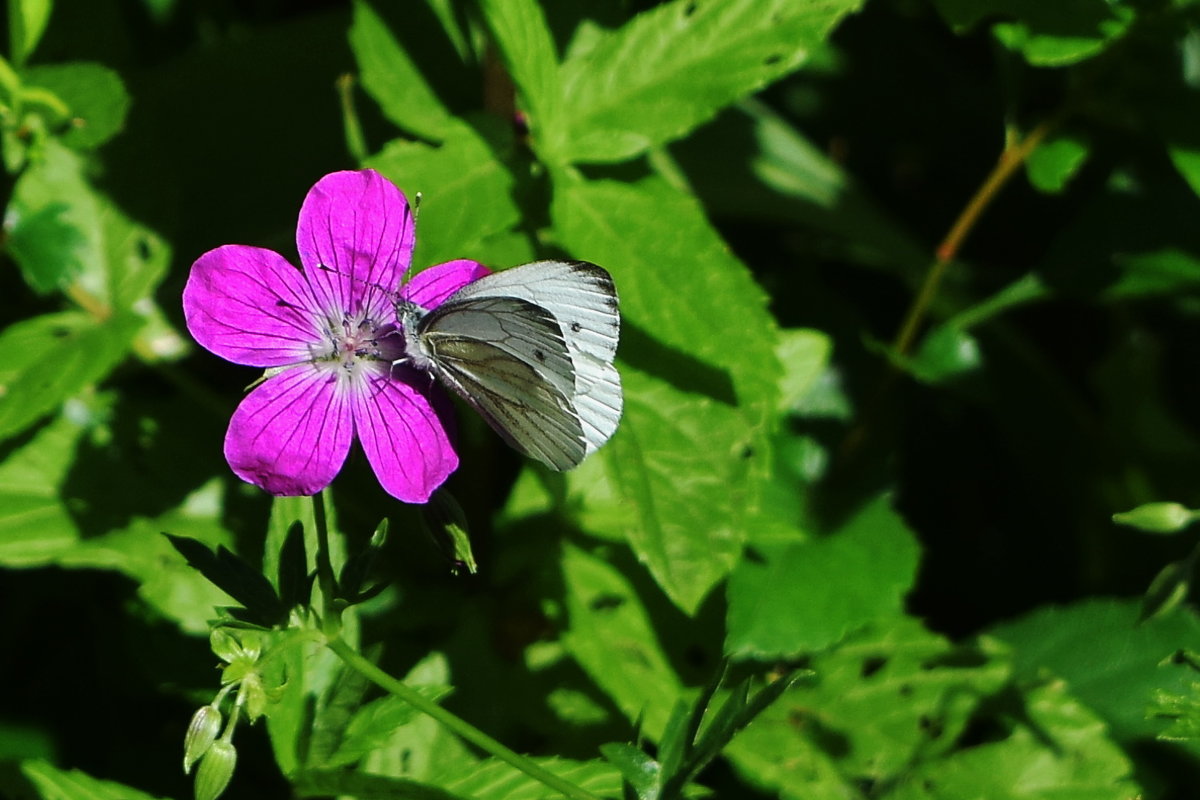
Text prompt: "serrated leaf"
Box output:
[[726, 620, 1012, 797], [1150, 683, 1200, 742], [366, 122, 519, 267], [560, 544, 684, 739], [327, 688, 452, 768], [437, 757, 624, 800], [294, 770, 469, 800], [989, 598, 1200, 749], [165, 534, 285, 627], [0, 410, 85, 566], [21, 760, 168, 800], [0, 311, 141, 443], [557, 0, 864, 163], [930, 0, 1133, 66], [726, 493, 921, 658], [6, 139, 169, 309], [349, 0, 456, 142], [24, 62, 131, 149], [888, 678, 1139, 800], [552, 176, 781, 612]]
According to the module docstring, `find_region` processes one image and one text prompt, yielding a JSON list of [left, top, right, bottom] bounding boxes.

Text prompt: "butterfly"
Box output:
[[396, 259, 622, 469]]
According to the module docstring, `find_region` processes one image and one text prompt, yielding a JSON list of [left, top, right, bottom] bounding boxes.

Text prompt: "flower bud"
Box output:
[[183, 705, 223, 774], [1113, 502, 1197, 534], [193, 739, 237, 800]]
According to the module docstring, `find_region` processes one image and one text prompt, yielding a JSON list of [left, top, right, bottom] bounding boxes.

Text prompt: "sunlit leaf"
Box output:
[[726, 493, 921, 658], [557, 0, 864, 163], [552, 175, 781, 612], [349, 0, 456, 142]]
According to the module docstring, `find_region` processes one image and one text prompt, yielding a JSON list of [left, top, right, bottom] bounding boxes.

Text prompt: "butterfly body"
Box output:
[[396, 260, 622, 470]]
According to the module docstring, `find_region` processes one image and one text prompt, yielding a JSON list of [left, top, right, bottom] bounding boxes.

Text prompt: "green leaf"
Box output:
[[776, 328, 832, 414], [327, 687, 453, 768], [7, 140, 169, 309], [1150, 682, 1200, 742], [357, 653, 476, 781], [366, 122, 520, 267], [165, 533, 286, 627], [349, 0, 456, 142], [929, 0, 1134, 66], [988, 598, 1200, 749], [560, 543, 685, 739], [277, 520, 312, 612], [476, 0, 563, 158], [0, 311, 140, 443], [725, 619, 1011, 797], [9, 0, 53, 66], [437, 757, 624, 800], [552, 176, 781, 612], [888, 679, 1139, 800], [726, 493, 921, 658], [599, 743, 661, 799], [294, 770, 469, 800], [0, 410, 87, 566], [1025, 134, 1088, 194], [557, 0, 864, 163], [23, 62, 131, 149], [20, 760, 168, 800], [908, 325, 983, 384]]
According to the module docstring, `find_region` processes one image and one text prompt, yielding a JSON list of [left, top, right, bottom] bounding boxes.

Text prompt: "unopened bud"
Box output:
[[193, 739, 237, 800], [1113, 502, 1197, 534], [183, 705, 222, 774]]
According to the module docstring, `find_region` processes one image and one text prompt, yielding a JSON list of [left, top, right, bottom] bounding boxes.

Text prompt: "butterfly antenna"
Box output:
[[315, 263, 398, 301]]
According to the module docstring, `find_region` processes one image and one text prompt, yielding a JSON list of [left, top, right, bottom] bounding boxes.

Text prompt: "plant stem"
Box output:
[[310, 492, 339, 635], [891, 116, 1058, 358], [324, 637, 604, 800], [835, 117, 1059, 467]]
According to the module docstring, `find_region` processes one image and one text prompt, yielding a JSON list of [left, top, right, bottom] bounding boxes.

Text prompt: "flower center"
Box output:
[[313, 312, 402, 377]]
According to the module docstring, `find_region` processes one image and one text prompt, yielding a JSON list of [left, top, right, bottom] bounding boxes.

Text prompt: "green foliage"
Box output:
[[4, 0, 1200, 798]]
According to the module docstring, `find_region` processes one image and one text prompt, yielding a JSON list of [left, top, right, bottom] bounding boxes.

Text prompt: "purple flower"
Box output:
[[182, 170, 488, 503]]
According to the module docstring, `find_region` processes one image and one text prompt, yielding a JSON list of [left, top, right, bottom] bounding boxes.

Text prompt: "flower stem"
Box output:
[[310, 492, 340, 635], [324, 637, 603, 800]]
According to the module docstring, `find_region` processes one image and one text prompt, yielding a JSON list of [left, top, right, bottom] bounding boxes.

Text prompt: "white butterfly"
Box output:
[[396, 260, 622, 470]]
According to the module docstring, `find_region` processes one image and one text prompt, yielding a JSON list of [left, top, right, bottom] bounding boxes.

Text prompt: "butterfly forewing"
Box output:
[[401, 259, 622, 470], [420, 296, 577, 399], [444, 261, 622, 458], [424, 336, 587, 470]]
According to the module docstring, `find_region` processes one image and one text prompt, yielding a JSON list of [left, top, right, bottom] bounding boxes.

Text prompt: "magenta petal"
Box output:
[[402, 259, 490, 310], [184, 245, 323, 367], [296, 170, 415, 322], [224, 365, 353, 496], [351, 367, 458, 503]]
